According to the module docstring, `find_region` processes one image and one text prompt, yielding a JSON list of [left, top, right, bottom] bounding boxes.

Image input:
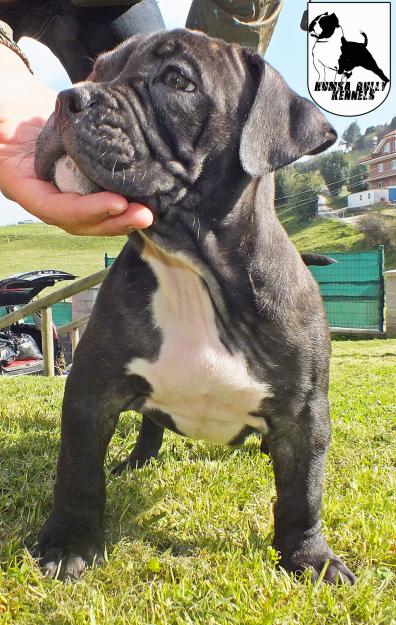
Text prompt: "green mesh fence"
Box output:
[[105, 247, 385, 332], [308, 247, 385, 331], [51, 302, 72, 326], [0, 302, 72, 327], [104, 253, 116, 267]]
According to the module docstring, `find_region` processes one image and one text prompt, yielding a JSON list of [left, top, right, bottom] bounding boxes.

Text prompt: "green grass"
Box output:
[[1, 210, 394, 296], [281, 213, 396, 269], [0, 339, 395, 624], [0, 223, 124, 281], [283, 214, 366, 253]]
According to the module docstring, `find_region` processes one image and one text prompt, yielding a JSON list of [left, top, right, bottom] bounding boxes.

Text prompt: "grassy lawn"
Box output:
[[0, 223, 124, 282], [0, 339, 395, 624], [282, 214, 396, 269]]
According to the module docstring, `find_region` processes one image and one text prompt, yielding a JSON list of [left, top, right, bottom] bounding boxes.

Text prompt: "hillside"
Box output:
[[283, 212, 395, 269], [0, 214, 394, 288], [0, 223, 125, 280], [280, 206, 395, 268]]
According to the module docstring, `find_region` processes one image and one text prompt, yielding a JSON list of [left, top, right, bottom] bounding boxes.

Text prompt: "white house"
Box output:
[[347, 188, 389, 209]]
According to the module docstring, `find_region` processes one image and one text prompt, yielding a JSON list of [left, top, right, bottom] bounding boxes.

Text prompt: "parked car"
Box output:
[[0, 270, 76, 376]]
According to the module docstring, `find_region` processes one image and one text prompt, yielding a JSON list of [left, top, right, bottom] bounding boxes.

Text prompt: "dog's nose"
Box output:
[[55, 87, 97, 123]]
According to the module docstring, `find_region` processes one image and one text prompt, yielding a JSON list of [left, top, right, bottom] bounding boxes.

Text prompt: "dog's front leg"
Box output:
[[269, 393, 356, 584], [312, 54, 323, 82], [320, 63, 328, 82], [36, 352, 143, 580]]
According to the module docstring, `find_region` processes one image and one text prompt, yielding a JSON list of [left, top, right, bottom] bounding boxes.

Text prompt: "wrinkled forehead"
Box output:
[[92, 29, 250, 98]]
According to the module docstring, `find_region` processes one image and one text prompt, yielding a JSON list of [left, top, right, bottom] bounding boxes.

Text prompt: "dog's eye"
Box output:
[[161, 68, 195, 92]]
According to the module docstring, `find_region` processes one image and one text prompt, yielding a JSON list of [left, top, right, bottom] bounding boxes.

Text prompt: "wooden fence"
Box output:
[[0, 268, 109, 376]]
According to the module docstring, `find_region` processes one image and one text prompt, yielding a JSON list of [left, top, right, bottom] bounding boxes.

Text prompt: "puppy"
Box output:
[[34, 29, 356, 584]]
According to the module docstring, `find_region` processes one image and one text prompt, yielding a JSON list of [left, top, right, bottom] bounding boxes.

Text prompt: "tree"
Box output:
[[275, 166, 296, 207], [348, 163, 369, 193], [290, 172, 324, 221], [342, 121, 361, 149], [389, 116, 396, 131], [320, 151, 350, 197]]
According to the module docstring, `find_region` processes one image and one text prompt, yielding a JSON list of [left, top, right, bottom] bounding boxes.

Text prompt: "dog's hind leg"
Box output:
[[112, 415, 164, 475], [260, 434, 270, 456], [362, 55, 389, 83]]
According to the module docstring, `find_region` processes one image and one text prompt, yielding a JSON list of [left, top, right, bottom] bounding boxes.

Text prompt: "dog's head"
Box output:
[[35, 29, 336, 218], [309, 13, 340, 39]]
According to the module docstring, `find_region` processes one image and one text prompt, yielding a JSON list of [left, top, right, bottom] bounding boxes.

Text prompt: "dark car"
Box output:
[[0, 270, 75, 376]]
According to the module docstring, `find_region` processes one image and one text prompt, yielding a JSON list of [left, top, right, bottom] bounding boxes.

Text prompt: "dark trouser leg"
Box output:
[[109, 0, 165, 39], [37, 365, 143, 580], [269, 394, 356, 584], [112, 414, 164, 475], [33, 0, 166, 82], [186, 0, 260, 48]]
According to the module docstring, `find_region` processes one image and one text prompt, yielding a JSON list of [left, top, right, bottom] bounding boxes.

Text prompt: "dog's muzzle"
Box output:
[[35, 87, 103, 194]]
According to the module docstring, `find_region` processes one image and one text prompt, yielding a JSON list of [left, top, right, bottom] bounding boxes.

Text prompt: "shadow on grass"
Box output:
[[2, 414, 270, 563]]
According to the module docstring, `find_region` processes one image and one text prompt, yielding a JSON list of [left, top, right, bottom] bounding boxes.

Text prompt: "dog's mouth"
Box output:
[[53, 153, 103, 195], [35, 112, 103, 195]]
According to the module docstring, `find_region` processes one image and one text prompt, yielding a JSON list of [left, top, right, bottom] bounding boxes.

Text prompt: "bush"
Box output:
[[356, 214, 390, 246]]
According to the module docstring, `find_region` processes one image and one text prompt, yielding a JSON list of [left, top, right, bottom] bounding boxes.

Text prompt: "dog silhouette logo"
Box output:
[[306, 2, 390, 116]]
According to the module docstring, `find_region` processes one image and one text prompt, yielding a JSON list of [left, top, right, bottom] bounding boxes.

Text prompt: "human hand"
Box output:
[[0, 46, 153, 235]]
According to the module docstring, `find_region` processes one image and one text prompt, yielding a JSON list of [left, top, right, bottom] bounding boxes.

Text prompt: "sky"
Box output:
[[0, 0, 394, 225]]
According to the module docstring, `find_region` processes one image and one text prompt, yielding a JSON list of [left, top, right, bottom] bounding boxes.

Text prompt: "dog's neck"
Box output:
[[134, 173, 308, 326], [314, 26, 344, 43]]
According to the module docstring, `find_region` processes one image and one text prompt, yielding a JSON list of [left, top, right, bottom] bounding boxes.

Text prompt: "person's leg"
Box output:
[[109, 0, 165, 40], [69, 0, 166, 81], [15, 0, 166, 82], [186, 0, 260, 48]]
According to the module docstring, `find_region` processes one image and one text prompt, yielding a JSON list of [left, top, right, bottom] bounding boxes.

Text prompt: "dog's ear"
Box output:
[[240, 54, 337, 177]]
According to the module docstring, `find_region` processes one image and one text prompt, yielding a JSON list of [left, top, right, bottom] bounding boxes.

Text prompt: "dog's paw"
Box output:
[[280, 551, 356, 585], [111, 458, 130, 476], [34, 513, 104, 581], [111, 453, 148, 476], [276, 535, 356, 585]]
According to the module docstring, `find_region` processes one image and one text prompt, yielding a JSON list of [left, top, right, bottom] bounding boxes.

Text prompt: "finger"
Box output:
[[16, 180, 129, 226], [80, 203, 154, 236], [124, 202, 154, 228], [43, 188, 131, 224], [6, 177, 153, 234], [46, 196, 154, 232]]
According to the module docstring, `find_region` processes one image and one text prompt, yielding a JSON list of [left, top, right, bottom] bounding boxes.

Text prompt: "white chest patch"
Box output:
[[313, 33, 343, 71], [126, 240, 272, 445]]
